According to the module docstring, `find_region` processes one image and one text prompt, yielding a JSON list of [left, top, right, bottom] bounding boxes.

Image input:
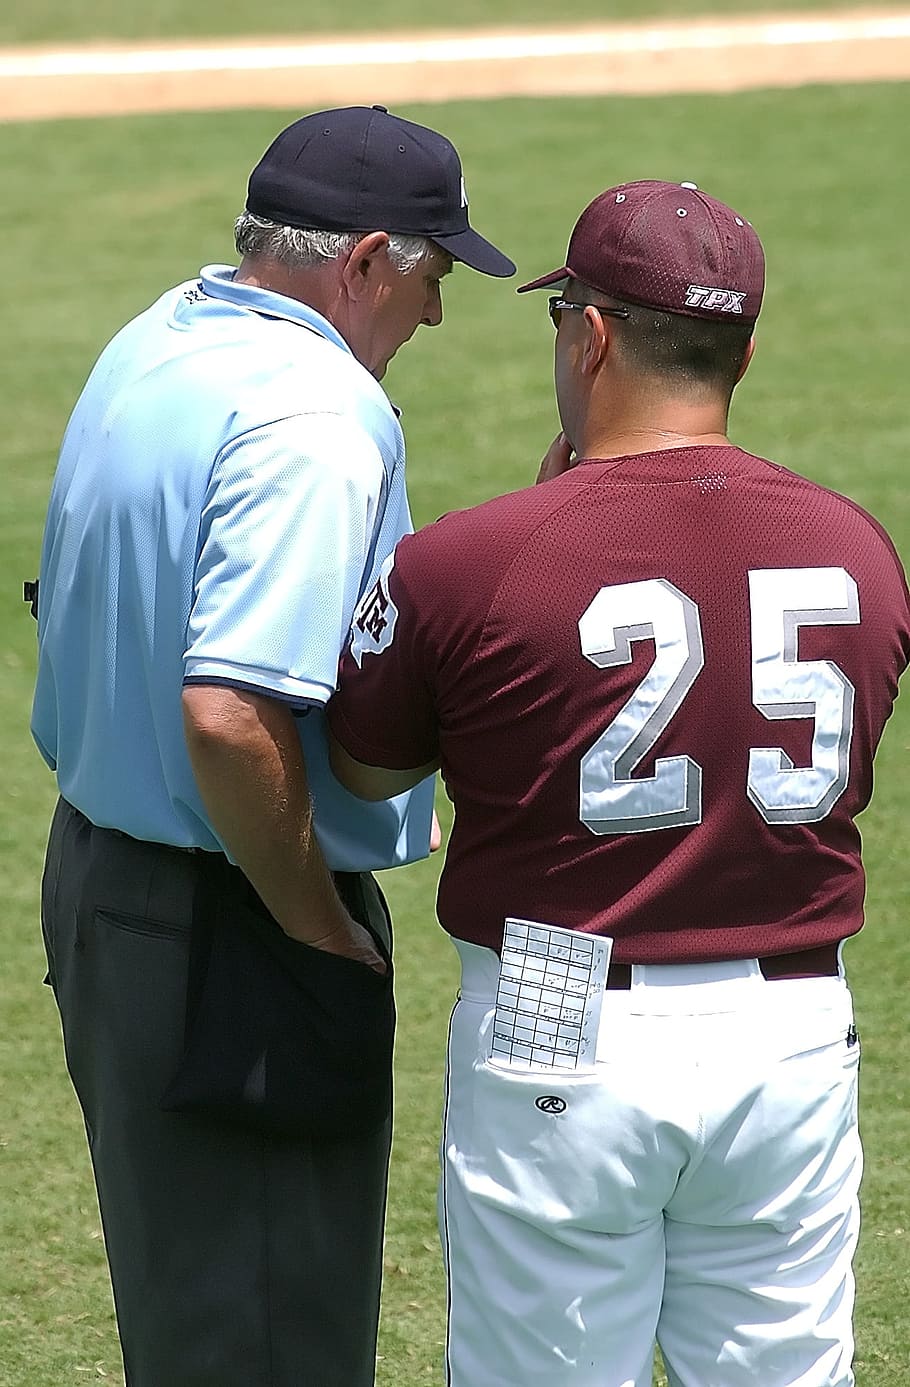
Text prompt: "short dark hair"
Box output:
[[607, 299, 752, 393]]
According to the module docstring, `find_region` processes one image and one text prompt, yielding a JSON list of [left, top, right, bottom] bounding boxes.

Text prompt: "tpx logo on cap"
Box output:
[[685, 284, 746, 314]]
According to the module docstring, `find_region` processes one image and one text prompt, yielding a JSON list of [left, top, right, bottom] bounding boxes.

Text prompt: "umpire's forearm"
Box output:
[[181, 684, 379, 963]]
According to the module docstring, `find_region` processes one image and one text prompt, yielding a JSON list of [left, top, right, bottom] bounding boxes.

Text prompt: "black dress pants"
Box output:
[[41, 798, 392, 1387]]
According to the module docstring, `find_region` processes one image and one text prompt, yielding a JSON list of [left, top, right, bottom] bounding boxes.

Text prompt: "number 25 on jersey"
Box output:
[[579, 567, 859, 834]]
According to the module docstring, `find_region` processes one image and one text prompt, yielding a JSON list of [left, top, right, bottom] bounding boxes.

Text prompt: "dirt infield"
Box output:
[[1, 7, 909, 122]]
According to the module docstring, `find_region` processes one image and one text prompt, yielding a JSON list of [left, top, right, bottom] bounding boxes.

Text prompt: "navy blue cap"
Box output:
[[246, 105, 515, 278]]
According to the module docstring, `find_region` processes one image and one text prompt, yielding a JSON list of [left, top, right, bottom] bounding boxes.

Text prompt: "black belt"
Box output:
[[98, 813, 367, 904], [100, 820, 208, 855], [606, 944, 841, 990]]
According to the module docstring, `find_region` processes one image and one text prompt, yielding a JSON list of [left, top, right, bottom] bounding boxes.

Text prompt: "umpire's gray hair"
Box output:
[[234, 211, 436, 275]]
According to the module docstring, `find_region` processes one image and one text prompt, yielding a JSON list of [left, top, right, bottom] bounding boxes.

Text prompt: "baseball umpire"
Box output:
[[326, 181, 910, 1385], [30, 105, 513, 1387]]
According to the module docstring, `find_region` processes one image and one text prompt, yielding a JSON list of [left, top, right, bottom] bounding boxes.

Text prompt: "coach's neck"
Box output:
[[562, 313, 755, 462], [578, 385, 734, 460]]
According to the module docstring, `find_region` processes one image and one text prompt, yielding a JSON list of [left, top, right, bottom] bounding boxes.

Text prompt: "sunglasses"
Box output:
[[548, 296, 631, 329]]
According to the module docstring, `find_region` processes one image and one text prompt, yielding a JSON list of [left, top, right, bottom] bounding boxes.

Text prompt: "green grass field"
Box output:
[[2, 73, 909, 1387], [1, 0, 870, 46]]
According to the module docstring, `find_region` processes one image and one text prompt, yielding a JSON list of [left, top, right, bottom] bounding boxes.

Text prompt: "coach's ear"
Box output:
[[735, 336, 756, 383], [580, 304, 610, 377]]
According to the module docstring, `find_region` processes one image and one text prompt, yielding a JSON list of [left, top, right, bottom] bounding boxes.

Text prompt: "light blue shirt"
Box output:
[[31, 265, 433, 868]]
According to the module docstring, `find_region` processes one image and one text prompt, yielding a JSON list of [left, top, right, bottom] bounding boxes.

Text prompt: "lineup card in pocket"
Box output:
[[490, 918, 614, 1072]]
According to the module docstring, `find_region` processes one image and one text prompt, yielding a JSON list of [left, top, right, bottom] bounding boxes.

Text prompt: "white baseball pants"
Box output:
[[440, 941, 862, 1387]]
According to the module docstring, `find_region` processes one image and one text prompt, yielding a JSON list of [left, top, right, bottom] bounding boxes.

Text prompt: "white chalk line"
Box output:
[[3, 13, 910, 79]]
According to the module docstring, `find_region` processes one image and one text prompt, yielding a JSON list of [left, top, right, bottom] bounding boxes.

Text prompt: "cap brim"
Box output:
[[433, 226, 515, 278], [516, 265, 570, 294]]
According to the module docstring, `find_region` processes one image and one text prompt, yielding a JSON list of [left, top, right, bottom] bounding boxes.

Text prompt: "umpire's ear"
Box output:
[[735, 336, 756, 383], [341, 231, 391, 301]]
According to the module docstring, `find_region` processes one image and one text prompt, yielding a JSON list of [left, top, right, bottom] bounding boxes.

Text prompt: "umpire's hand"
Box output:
[[298, 914, 388, 975]]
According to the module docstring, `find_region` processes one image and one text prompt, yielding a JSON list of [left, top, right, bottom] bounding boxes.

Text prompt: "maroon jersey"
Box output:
[[328, 446, 910, 960]]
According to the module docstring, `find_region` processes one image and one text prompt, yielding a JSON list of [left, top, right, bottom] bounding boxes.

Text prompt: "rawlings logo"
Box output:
[[685, 284, 746, 313], [535, 1095, 567, 1114]]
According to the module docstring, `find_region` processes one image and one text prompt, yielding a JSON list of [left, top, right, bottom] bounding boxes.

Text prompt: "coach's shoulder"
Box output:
[[392, 482, 564, 617], [421, 478, 563, 549]]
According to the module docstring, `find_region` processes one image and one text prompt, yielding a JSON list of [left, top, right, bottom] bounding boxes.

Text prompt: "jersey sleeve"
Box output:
[[327, 536, 441, 769], [184, 412, 387, 706]]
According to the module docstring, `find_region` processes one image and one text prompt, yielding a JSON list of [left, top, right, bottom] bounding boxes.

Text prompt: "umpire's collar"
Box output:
[[199, 264, 353, 356]]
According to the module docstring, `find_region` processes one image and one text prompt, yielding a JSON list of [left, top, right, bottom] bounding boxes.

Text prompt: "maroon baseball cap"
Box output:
[[246, 105, 515, 278], [517, 180, 764, 324]]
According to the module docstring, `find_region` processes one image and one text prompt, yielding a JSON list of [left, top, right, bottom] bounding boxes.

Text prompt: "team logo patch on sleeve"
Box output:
[[350, 553, 400, 667]]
